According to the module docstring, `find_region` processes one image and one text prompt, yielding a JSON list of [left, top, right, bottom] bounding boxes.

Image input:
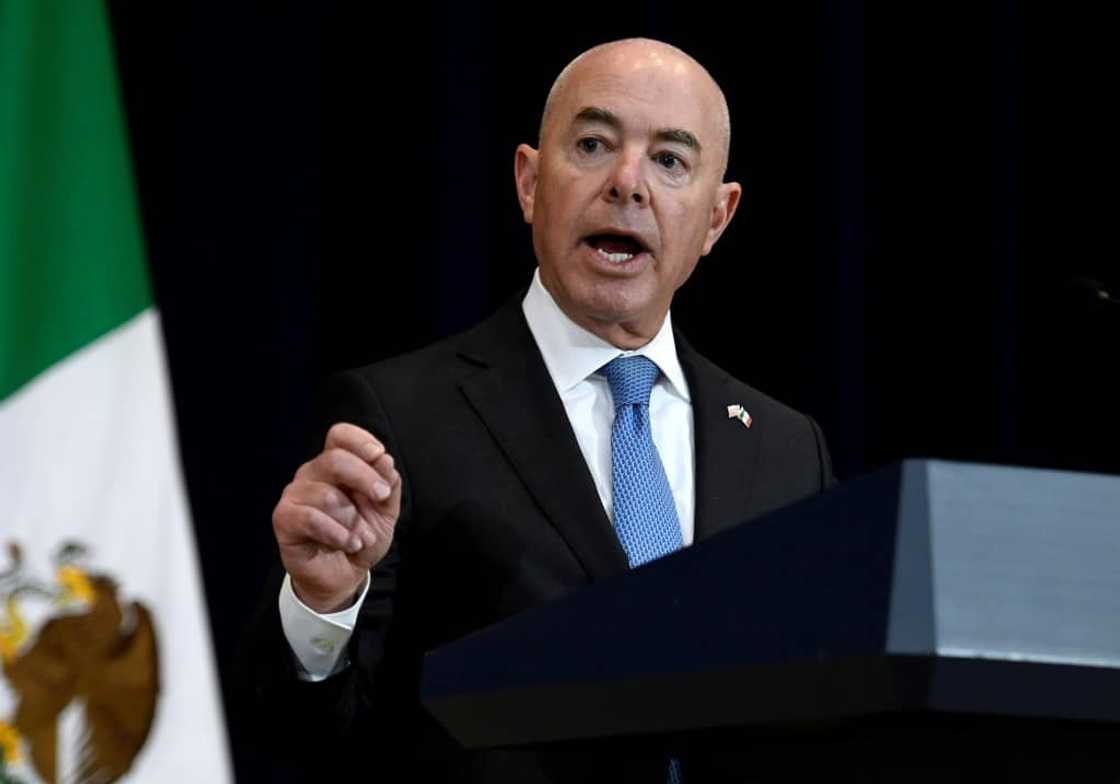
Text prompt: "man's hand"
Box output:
[[272, 423, 402, 613]]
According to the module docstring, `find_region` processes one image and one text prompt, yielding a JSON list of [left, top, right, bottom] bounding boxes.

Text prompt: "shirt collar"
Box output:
[[522, 268, 691, 402]]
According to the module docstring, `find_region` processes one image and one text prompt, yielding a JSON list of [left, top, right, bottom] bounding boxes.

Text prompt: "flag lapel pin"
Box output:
[[727, 404, 752, 429]]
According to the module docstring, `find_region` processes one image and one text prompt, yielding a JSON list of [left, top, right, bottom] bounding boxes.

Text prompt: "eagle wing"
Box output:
[[4, 613, 83, 784], [73, 602, 159, 784]]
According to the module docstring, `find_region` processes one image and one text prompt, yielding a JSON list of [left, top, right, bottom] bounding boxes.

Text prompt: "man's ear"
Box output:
[[514, 144, 539, 224], [700, 181, 743, 256]]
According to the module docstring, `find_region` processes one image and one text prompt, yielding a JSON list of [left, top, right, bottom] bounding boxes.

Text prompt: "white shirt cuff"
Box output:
[[278, 572, 370, 682]]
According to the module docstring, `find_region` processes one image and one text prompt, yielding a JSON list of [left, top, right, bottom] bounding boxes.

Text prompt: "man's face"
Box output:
[[516, 43, 741, 347]]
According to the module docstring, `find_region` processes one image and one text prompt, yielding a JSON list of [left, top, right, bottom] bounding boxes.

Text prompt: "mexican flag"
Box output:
[[0, 2, 232, 782]]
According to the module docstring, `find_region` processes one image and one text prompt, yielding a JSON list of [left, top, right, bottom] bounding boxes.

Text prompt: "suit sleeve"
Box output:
[[237, 367, 412, 756]]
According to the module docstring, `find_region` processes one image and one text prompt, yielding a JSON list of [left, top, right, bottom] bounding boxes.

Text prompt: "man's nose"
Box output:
[[604, 150, 649, 206]]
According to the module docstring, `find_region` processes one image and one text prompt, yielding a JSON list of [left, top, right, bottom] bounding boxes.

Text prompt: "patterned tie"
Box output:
[[603, 355, 684, 566], [602, 355, 684, 784]]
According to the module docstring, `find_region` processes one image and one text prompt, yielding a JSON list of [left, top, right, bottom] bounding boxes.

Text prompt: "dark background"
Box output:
[[106, 2, 1117, 780]]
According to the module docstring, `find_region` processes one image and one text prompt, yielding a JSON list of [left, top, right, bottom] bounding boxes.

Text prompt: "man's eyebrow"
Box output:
[[571, 106, 702, 154], [656, 128, 701, 154], [573, 106, 621, 128]]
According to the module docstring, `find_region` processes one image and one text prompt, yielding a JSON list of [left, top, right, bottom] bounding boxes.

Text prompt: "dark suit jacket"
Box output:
[[247, 295, 834, 783]]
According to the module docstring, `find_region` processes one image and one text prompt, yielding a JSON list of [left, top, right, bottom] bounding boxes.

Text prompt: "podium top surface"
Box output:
[[421, 461, 1120, 744], [889, 460, 1120, 667]]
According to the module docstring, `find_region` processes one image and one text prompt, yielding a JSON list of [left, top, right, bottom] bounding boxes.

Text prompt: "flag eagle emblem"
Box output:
[[0, 541, 159, 784]]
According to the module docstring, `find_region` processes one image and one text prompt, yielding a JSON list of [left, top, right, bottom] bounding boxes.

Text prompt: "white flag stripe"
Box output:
[[0, 309, 231, 782]]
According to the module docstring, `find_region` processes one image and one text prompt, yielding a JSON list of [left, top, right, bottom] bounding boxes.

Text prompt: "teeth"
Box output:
[[595, 247, 635, 263]]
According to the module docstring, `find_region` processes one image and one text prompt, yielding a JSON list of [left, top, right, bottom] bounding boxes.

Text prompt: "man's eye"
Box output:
[[577, 138, 603, 154], [655, 152, 682, 170]]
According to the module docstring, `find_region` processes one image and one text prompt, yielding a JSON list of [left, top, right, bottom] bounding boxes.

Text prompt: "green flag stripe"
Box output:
[[0, 0, 152, 401]]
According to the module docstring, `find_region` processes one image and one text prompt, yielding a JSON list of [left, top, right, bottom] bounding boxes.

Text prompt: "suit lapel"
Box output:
[[457, 301, 629, 582], [678, 334, 762, 543]]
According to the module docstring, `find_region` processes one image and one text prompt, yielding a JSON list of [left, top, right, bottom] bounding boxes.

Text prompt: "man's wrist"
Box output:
[[290, 577, 366, 614], [279, 573, 369, 681]]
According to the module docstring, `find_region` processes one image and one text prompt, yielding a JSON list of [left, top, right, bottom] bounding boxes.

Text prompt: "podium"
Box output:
[[420, 461, 1120, 779]]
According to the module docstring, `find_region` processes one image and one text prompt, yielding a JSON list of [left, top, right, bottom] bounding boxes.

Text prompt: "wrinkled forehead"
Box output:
[[550, 51, 717, 141]]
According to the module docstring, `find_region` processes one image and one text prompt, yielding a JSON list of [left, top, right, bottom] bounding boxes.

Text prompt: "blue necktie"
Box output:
[[603, 355, 684, 567], [602, 356, 684, 784]]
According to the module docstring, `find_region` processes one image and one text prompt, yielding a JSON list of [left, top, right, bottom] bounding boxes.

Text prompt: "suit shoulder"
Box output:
[[346, 332, 468, 389], [319, 297, 534, 432], [680, 341, 834, 487], [683, 344, 813, 428], [340, 298, 522, 389]]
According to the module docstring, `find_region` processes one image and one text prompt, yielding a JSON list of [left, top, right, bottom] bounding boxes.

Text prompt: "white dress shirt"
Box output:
[[279, 268, 696, 680]]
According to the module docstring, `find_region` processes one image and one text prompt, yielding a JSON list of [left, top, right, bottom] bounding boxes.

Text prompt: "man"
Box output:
[[251, 38, 833, 782]]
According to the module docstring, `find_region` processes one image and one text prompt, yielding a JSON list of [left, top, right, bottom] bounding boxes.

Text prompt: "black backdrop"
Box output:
[[105, 3, 1117, 780]]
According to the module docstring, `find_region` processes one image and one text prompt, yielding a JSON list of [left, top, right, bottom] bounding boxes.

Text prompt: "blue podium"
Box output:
[[421, 461, 1120, 779]]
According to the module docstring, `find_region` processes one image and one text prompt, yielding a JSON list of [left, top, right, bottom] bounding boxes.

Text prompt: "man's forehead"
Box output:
[[565, 48, 710, 104], [539, 38, 731, 172], [556, 64, 713, 135]]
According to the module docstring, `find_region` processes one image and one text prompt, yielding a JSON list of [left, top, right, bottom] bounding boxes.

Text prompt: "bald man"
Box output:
[[254, 39, 833, 783]]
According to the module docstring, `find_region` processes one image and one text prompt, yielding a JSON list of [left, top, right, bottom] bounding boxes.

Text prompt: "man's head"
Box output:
[[515, 38, 741, 349]]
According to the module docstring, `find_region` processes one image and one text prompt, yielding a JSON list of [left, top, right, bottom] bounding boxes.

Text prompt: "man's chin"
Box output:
[[573, 291, 665, 347]]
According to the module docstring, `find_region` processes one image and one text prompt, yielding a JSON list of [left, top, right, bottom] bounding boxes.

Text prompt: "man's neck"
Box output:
[[540, 281, 666, 351], [578, 317, 656, 350]]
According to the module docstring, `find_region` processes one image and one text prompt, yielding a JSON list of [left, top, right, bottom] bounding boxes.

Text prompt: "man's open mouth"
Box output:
[[583, 233, 649, 263]]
